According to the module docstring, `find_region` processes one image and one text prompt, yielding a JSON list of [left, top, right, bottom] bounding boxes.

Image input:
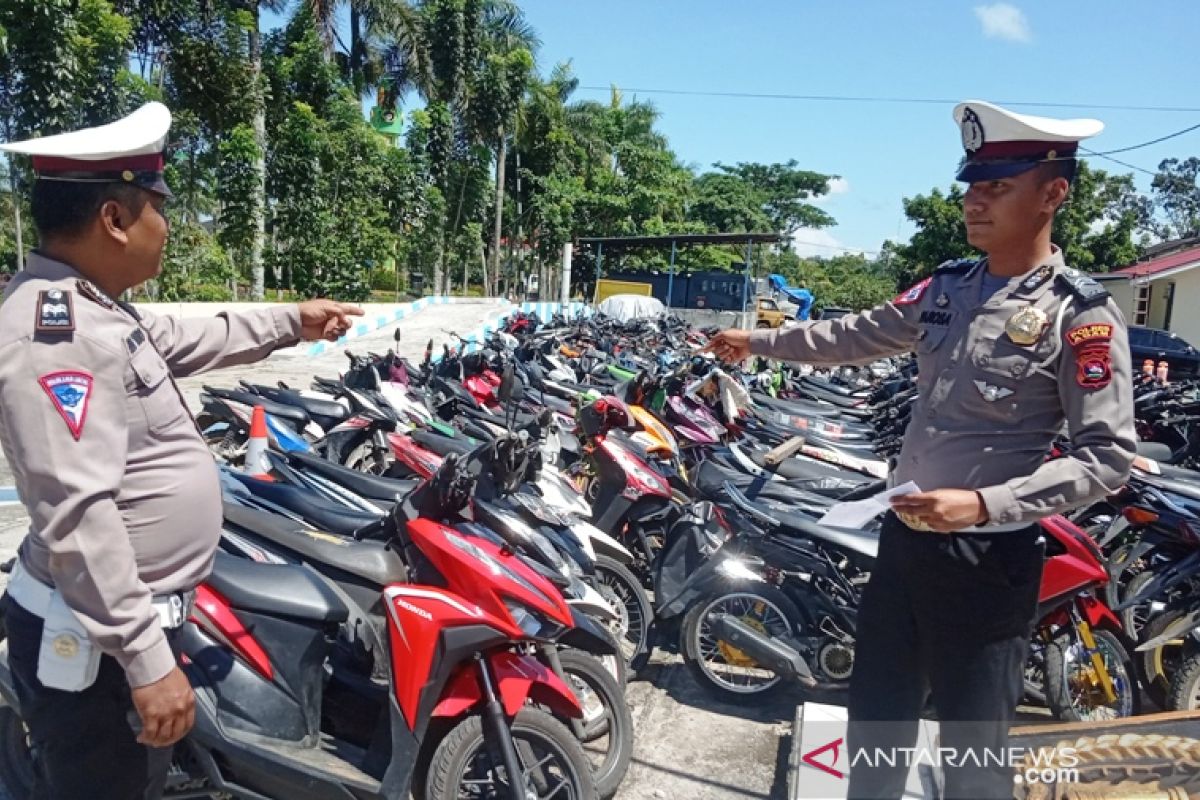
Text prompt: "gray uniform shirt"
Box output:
[[749, 249, 1136, 530], [0, 253, 303, 687]]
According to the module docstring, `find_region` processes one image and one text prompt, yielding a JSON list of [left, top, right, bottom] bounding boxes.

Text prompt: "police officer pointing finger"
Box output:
[[707, 101, 1136, 798], [0, 103, 363, 799]]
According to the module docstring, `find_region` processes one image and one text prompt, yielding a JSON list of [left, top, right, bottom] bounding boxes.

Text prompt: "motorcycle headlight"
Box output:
[[503, 599, 566, 640]]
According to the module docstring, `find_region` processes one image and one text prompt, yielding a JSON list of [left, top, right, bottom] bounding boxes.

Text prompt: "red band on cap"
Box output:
[[32, 153, 164, 173], [973, 141, 1078, 160]]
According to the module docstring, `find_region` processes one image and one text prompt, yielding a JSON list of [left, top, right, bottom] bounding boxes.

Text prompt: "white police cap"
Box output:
[[0, 102, 172, 196]]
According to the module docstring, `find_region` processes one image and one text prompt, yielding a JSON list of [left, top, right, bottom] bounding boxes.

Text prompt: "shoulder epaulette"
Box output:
[[933, 258, 977, 276], [1055, 270, 1109, 308]]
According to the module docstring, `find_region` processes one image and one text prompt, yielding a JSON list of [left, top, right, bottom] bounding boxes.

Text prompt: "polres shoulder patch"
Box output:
[[35, 289, 74, 334], [38, 371, 94, 440], [894, 277, 932, 306]]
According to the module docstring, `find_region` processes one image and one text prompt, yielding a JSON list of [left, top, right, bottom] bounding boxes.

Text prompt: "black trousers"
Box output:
[[3, 595, 174, 800], [845, 514, 1044, 800]]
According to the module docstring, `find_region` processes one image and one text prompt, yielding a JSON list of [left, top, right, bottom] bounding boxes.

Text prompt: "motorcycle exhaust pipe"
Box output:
[[708, 613, 817, 688]]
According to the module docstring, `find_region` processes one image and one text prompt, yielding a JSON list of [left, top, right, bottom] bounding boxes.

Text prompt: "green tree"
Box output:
[[1151, 157, 1200, 240]]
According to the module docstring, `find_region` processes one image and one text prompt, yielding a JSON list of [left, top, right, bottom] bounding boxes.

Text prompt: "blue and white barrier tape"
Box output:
[[305, 296, 459, 357]]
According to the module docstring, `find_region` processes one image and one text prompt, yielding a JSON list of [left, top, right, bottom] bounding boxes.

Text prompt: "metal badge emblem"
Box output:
[[53, 633, 79, 659], [935, 293, 950, 308], [1005, 305, 1049, 346], [896, 511, 934, 532], [973, 380, 1014, 402]]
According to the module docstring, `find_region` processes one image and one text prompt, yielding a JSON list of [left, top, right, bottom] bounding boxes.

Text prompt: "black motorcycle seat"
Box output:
[[780, 517, 880, 559], [692, 462, 878, 557], [754, 394, 858, 421], [409, 429, 476, 457], [284, 450, 417, 503], [206, 549, 349, 623], [1144, 474, 1200, 503], [223, 503, 407, 590], [203, 386, 311, 429], [255, 387, 350, 427], [694, 460, 833, 515], [743, 445, 863, 482], [225, 472, 381, 536]]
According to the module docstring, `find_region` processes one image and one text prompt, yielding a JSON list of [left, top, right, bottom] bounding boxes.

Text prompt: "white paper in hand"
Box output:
[[818, 482, 922, 528]]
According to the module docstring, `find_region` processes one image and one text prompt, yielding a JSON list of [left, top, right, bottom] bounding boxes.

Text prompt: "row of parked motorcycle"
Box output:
[[7, 306, 1200, 800]]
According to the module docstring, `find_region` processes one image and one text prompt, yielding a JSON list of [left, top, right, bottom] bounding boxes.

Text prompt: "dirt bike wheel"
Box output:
[[1043, 626, 1140, 721], [680, 586, 802, 704], [554, 650, 634, 800], [423, 707, 597, 800]]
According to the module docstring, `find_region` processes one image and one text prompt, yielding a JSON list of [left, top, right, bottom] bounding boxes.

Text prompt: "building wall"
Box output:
[[1105, 279, 1136, 323], [1156, 270, 1200, 344]]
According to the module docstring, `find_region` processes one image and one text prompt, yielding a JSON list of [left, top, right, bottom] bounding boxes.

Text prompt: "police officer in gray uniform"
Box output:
[[0, 103, 364, 799], [707, 101, 1136, 798]]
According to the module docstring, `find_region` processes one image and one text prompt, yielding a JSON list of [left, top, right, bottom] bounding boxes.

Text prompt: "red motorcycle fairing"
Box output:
[[465, 374, 498, 407], [433, 650, 582, 720], [387, 432, 444, 479], [598, 437, 672, 501], [406, 518, 574, 629], [1075, 593, 1122, 632], [191, 584, 274, 681], [1037, 514, 1110, 605]]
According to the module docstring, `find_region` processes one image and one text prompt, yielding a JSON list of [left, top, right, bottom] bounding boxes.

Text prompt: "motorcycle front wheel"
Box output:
[[423, 707, 598, 800], [1043, 626, 1140, 721]]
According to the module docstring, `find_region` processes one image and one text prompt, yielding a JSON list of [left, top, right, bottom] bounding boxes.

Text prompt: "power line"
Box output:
[[1080, 148, 1158, 177], [577, 85, 1200, 114], [1091, 122, 1200, 155]]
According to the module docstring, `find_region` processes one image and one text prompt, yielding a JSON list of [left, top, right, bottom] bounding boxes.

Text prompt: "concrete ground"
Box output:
[[0, 299, 797, 800]]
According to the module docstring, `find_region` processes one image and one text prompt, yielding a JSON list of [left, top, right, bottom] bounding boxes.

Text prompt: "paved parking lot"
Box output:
[[0, 301, 792, 799]]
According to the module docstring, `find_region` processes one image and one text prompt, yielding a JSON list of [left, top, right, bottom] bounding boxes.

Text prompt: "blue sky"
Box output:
[[271, 1, 1200, 259]]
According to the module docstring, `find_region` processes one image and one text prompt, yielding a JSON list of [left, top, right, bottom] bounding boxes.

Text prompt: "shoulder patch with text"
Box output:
[[1066, 324, 1114, 390], [1065, 323, 1114, 348], [894, 277, 932, 306], [38, 371, 94, 440]]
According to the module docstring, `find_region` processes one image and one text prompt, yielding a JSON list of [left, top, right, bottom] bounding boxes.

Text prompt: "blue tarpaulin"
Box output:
[[767, 274, 813, 320]]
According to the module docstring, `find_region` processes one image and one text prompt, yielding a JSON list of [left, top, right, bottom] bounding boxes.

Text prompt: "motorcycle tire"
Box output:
[[592, 556, 652, 673], [1115, 570, 1155, 640], [555, 649, 634, 800], [680, 585, 802, 704], [342, 440, 393, 477], [1043, 626, 1140, 721], [1138, 608, 1200, 710], [423, 707, 598, 800], [0, 707, 34, 799], [1167, 651, 1200, 711]]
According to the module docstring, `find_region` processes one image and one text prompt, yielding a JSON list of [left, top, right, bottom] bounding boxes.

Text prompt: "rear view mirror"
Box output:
[[394, 328, 403, 344]]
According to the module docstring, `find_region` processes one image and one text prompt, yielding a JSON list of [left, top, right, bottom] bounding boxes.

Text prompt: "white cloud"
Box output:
[[791, 228, 867, 258], [812, 177, 850, 205], [826, 177, 850, 195], [974, 3, 1031, 43]]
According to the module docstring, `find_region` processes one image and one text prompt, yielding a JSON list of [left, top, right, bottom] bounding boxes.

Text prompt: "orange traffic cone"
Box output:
[[244, 405, 272, 479]]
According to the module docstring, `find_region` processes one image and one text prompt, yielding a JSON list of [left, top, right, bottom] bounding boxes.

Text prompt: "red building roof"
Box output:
[[1113, 244, 1200, 279]]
